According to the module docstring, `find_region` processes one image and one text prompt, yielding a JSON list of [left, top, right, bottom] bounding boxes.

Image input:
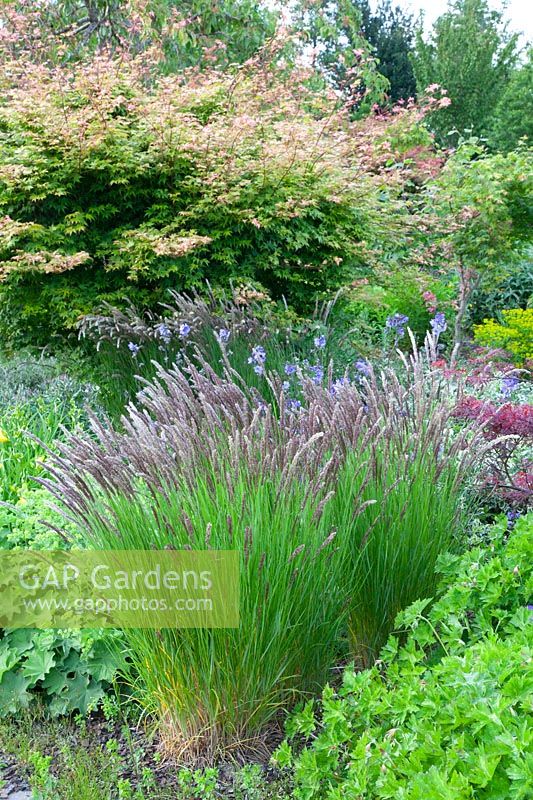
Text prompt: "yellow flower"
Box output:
[[0, 429, 9, 444]]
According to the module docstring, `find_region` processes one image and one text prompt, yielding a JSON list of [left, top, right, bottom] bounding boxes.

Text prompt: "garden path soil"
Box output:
[[0, 714, 286, 798], [0, 750, 30, 799]]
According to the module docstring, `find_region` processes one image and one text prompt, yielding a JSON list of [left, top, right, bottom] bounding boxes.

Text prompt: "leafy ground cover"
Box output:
[[275, 512, 533, 799], [0, 354, 122, 721]]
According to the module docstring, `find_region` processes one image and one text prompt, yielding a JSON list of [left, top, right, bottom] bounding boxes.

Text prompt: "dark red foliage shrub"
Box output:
[[453, 397, 533, 438], [487, 471, 533, 505], [453, 396, 533, 510], [432, 345, 519, 389]]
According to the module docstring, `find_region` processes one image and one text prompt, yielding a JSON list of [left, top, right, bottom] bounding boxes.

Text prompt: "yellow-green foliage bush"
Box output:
[[474, 308, 533, 363]]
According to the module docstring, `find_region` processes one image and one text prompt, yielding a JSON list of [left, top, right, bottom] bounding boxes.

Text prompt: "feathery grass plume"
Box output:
[[37, 354, 352, 762], [38, 333, 488, 757], [292, 331, 489, 664], [78, 287, 304, 420], [40, 400, 351, 760]]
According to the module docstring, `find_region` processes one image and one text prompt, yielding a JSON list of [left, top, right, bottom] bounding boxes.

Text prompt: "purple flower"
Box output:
[[355, 359, 372, 378], [128, 342, 140, 355], [308, 364, 324, 385], [501, 375, 519, 399], [314, 334, 327, 349], [286, 398, 302, 413], [507, 509, 521, 529], [386, 313, 409, 330], [430, 312, 447, 336], [284, 363, 297, 375], [156, 323, 172, 344], [248, 346, 267, 375], [217, 328, 231, 344], [282, 381, 291, 392], [386, 313, 409, 342], [179, 323, 191, 338], [249, 345, 266, 365], [330, 376, 350, 396]]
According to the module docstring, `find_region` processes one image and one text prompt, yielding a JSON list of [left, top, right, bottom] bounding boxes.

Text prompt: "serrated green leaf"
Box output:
[[21, 648, 55, 684], [0, 672, 32, 716]]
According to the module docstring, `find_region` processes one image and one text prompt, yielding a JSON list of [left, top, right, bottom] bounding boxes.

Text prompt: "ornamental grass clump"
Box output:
[[40, 335, 488, 758], [329, 445, 466, 666], [40, 361, 360, 760], [302, 336, 487, 664], [82, 472, 353, 761]]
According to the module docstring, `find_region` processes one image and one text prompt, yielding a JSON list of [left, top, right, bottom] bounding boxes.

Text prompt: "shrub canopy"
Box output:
[[0, 26, 449, 344]]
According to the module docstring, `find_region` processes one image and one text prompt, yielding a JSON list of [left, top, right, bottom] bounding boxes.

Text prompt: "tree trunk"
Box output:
[[453, 269, 469, 356]]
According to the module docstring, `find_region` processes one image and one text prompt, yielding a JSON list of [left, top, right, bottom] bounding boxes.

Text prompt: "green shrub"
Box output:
[[469, 249, 533, 326], [0, 45, 404, 346], [474, 309, 533, 365], [489, 50, 533, 153], [276, 512, 533, 799], [426, 142, 533, 348]]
